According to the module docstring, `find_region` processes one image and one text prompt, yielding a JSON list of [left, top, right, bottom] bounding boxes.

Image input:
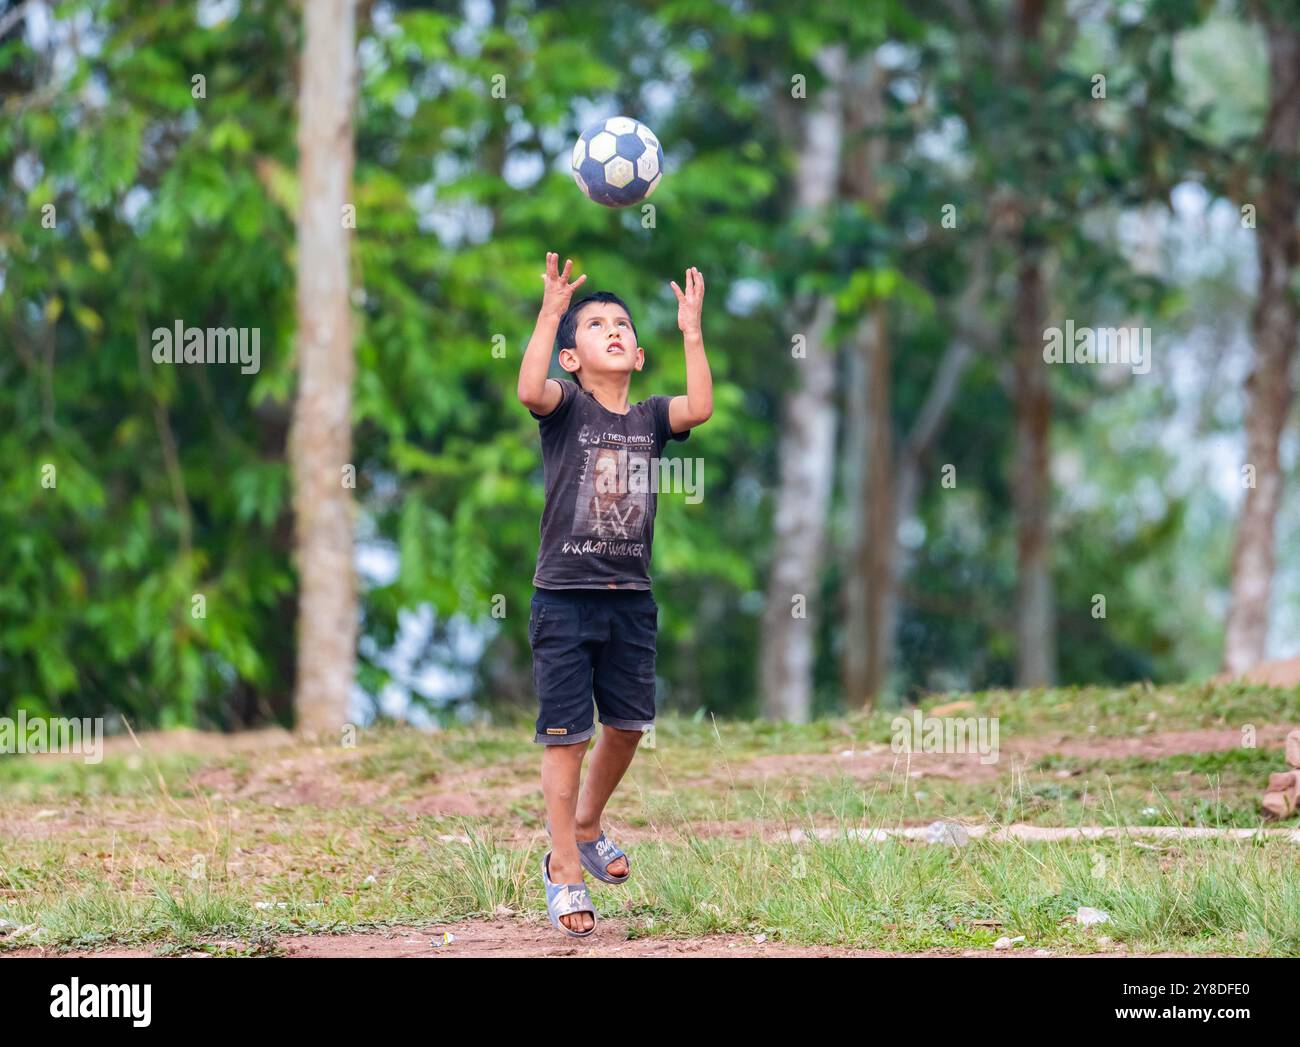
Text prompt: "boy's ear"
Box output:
[[558, 346, 580, 374]]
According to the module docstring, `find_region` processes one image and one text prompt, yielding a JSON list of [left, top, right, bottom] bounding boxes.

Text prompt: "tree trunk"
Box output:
[[290, 0, 359, 737], [841, 54, 895, 710], [1223, 21, 1300, 675], [1012, 253, 1055, 686], [1009, 0, 1055, 688], [860, 310, 895, 705], [840, 327, 868, 695], [761, 293, 840, 723], [760, 44, 846, 723]]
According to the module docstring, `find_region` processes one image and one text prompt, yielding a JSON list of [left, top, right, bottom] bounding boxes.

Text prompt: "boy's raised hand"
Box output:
[[540, 251, 587, 319], [670, 267, 705, 336]]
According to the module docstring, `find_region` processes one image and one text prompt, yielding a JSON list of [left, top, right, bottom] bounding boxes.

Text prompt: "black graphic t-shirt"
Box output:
[[530, 378, 690, 590]]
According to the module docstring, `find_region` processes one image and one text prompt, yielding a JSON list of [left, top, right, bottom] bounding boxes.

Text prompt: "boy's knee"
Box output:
[[602, 725, 646, 746]]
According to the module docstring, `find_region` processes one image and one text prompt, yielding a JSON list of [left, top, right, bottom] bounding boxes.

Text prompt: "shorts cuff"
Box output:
[[533, 724, 597, 746], [599, 717, 655, 732]]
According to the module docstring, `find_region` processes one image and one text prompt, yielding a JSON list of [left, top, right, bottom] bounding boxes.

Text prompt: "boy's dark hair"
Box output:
[[556, 291, 638, 388]]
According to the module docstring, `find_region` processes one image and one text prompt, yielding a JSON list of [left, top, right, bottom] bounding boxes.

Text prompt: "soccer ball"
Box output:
[[571, 116, 663, 208]]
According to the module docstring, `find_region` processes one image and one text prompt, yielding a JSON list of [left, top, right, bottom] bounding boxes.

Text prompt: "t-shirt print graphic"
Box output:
[[572, 445, 648, 540]]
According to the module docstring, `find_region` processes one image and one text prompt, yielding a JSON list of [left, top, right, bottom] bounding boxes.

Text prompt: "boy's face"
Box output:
[[560, 300, 644, 385]]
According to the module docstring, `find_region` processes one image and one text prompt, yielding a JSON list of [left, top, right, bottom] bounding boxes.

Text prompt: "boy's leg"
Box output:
[[582, 591, 658, 876], [540, 738, 594, 933], [530, 589, 601, 932], [575, 726, 642, 877]]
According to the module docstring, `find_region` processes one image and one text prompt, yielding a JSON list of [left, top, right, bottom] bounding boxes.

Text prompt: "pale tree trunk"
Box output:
[[841, 333, 868, 689], [1223, 21, 1300, 675], [760, 44, 846, 723], [1012, 253, 1055, 686], [863, 311, 895, 701], [838, 313, 887, 713], [290, 0, 359, 737], [1010, 0, 1055, 688], [762, 297, 839, 722], [841, 54, 894, 711]]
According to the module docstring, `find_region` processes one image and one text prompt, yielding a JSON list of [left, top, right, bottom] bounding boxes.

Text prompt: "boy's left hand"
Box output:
[[670, 267, 705, 336]]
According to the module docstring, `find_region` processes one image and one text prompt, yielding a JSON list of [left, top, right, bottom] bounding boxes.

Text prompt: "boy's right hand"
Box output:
[[540, 252, 587, 319]]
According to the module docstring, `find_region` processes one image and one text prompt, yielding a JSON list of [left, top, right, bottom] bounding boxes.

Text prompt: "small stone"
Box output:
[[1286, 729, 1300, 769], [994, 935, 1025, 951], [1076, 906, 1110, 926], [1263, 791, 1294, 818], [753, 933, 767, 944]]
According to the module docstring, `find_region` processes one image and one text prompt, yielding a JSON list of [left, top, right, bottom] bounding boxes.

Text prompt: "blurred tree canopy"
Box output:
[[0, 0, 1294, 728]]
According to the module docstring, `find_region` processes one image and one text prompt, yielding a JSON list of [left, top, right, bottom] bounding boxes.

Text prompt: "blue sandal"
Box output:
[[576, 830, 631, 885], [542, 851, 597, 938], [545, 820, 631, 885]]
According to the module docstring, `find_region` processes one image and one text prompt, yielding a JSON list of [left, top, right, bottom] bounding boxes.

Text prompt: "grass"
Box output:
[[1, 681, 1298, 955]]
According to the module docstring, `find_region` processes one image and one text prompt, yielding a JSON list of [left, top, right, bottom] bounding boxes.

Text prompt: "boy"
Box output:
[[516, 252, 713, 936]]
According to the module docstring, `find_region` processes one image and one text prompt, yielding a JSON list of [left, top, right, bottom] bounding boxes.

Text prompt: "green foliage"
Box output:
[[0, 0, 1285, 724]]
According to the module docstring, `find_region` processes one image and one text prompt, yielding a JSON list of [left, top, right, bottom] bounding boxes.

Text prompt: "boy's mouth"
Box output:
[[605, 341, 625, 354]]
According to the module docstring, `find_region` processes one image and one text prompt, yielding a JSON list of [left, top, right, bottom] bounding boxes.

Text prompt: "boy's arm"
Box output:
[[667, 267, 713, 433], [518, 251, 586, 416]]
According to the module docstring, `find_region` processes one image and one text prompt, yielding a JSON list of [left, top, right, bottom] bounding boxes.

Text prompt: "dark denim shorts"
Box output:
[[529, 587, 658, 745]]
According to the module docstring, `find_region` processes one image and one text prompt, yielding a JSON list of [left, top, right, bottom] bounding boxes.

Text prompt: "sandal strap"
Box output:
[[543, 853, 595, 917], [548, 883, 593, 917], [591, 833, 625, 861], [579, 832, 626, 864]]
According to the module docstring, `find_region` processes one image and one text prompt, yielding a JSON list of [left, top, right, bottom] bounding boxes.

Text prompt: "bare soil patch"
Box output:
[[741, 724, 1298, 787], [0, 919, 1220, 958]]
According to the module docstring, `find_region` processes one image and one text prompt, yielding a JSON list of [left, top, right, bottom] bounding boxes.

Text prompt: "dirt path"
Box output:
[[738, 723, 1298, 786], [3, 918, 1222, 958]]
